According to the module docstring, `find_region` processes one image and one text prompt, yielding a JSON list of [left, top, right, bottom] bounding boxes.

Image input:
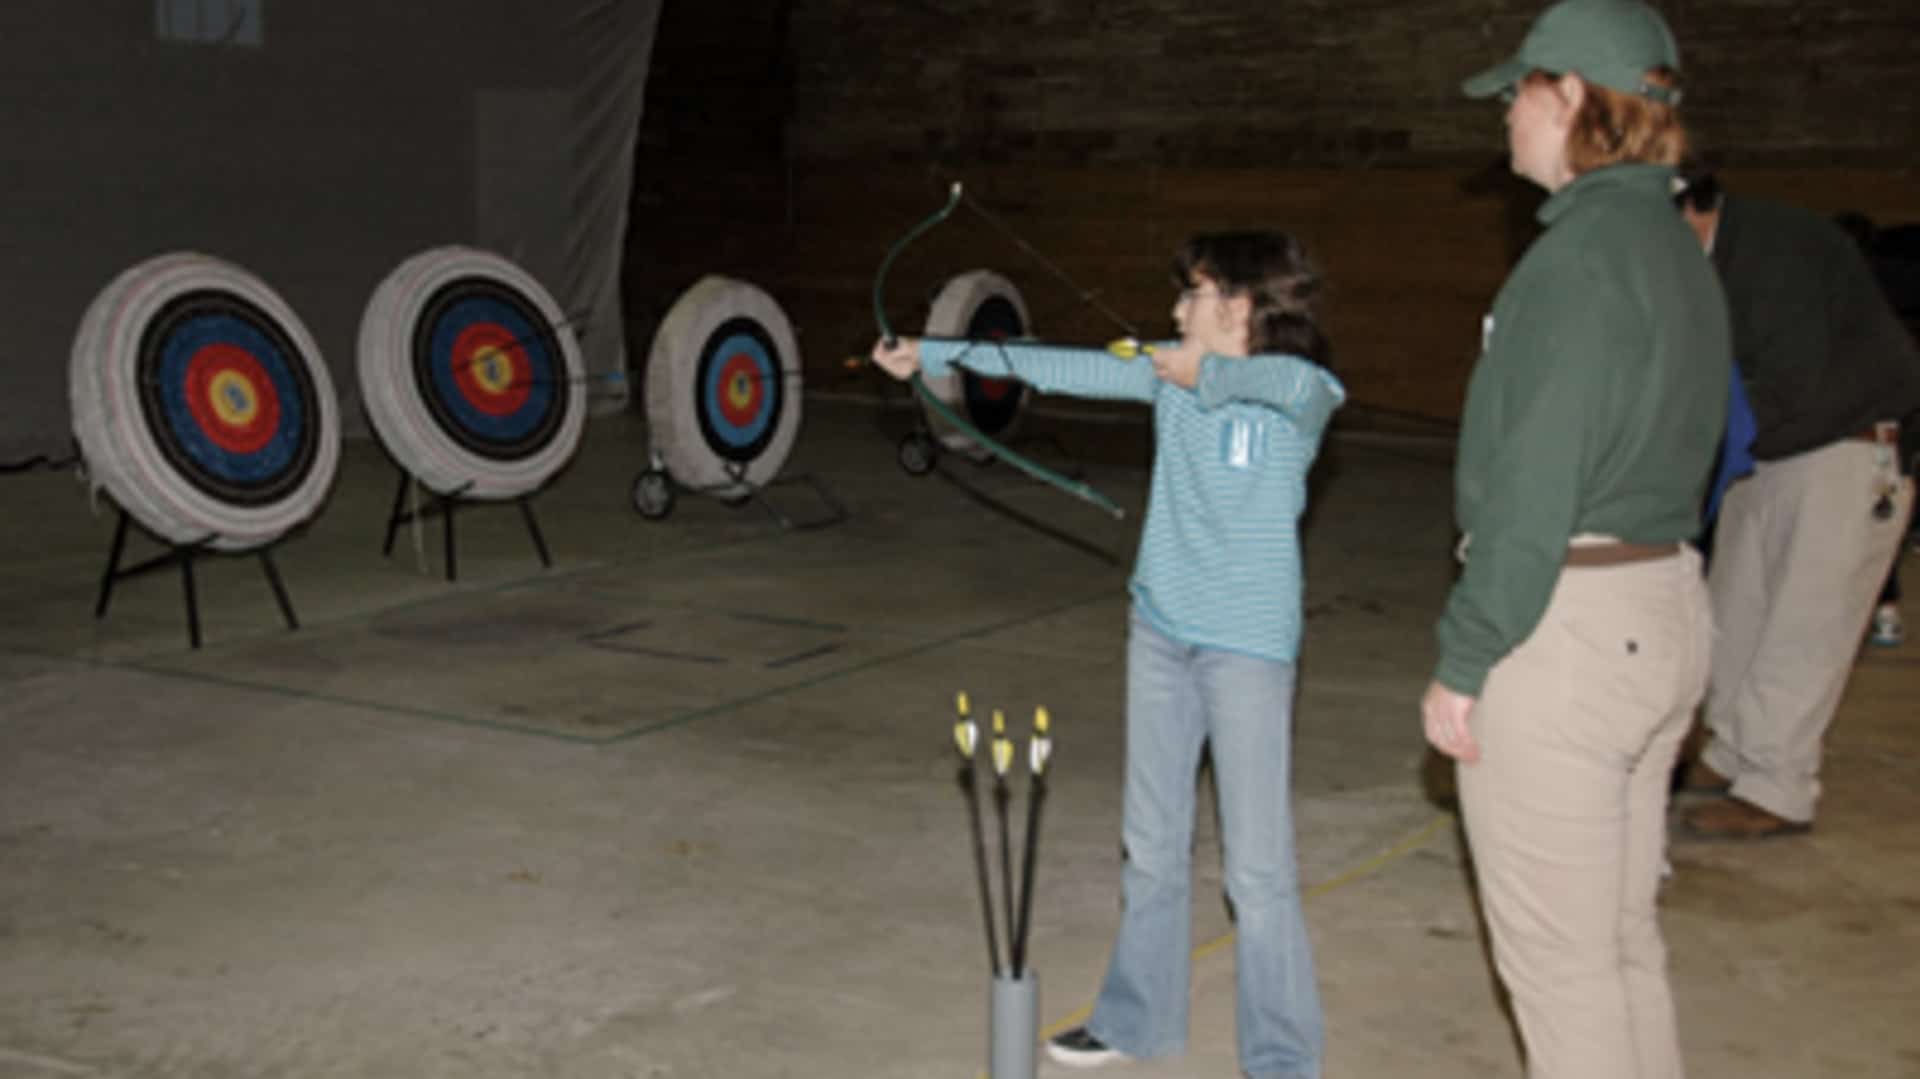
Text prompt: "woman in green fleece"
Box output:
[[1423, 2, 1731, 1077]]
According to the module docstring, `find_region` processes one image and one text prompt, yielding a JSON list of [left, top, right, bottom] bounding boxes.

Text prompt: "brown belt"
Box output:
[[1564, 541, 1681, 567], [1852, 421, 1901, 446]]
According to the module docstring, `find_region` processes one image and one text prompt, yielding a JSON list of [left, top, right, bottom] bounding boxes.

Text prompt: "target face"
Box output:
[[358, 247, 586, 500], [696, 317, 785, 463], [138, 290, 320, 505], [959, 294, 1026, 437], [70, 253, 340, 551], [922, 270, 1033, 455], [413, 278, 569, 460], [645, 276, 803, 495]]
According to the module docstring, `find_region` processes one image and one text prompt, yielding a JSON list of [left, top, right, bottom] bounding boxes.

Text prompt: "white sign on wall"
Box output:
[[155, 0, 264, 46]]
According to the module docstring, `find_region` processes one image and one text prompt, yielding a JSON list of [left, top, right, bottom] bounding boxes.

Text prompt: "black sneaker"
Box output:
[[1046, 1026, 1129, 1069]]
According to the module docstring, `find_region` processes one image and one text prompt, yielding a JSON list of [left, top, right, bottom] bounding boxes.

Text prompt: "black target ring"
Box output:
[[411, 277, 571, 462]]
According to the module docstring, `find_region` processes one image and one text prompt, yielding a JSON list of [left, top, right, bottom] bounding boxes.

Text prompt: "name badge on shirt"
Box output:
[[1221, 416, 1266, 470]]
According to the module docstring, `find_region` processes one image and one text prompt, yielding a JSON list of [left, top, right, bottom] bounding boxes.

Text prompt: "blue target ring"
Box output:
[[695, 317, 784, 463], [412, 278, 569, 461], [137, 291, 319, 506]]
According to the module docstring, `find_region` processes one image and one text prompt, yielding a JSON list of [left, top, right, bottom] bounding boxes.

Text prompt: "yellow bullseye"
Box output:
[[207, 370, 258, 426], [726, 370, 754, 409], [471, 345, 514, 395]]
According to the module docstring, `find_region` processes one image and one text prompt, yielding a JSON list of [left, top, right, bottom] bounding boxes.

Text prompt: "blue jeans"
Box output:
[[1087, 610, 1322, 1079]]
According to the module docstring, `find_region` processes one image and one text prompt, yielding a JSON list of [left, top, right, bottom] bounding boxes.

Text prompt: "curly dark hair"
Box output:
[[1172, 231, 1332, 368]]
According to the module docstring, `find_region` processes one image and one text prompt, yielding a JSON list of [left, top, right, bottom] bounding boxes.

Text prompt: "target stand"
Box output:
[[380, 470, 552, 582], [631, 453, 846, 532], [69, 253, 342, 650], [895, 380, 1091, 486], [635, 275, 845, 531], [93, 509, 299, 650]]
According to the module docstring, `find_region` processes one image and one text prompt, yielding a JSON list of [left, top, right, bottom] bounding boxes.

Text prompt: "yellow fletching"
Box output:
[[992, 738, 1014, 775], [992, 709, 1006, 734], [1105, 338, 1156, 360], [955, 691, 970, 717], [953, 721, 976, 757], [1034, 706, 1050, 734]]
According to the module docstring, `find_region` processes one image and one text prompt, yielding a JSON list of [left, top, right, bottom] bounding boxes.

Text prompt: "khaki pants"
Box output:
[[1702, 440, 1915, 822], [1459, 548, 1711, 1079]]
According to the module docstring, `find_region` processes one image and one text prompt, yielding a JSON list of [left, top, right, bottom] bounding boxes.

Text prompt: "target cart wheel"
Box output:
[[898, 431, 938, 476], [632, 469, 675, 520], [70, 252, 341, 552], [645, 276, 803, 500]]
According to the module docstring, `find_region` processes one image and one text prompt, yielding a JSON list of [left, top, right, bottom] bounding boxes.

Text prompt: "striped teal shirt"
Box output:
[[921, 339, 1345, 661]]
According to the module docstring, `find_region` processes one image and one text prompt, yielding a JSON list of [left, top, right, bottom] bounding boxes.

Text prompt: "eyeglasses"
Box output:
[[1499, 70, 1562, 104]]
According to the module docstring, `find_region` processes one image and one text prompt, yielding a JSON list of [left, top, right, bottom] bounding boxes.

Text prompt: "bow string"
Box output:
[[872, 181, 1128, 521]]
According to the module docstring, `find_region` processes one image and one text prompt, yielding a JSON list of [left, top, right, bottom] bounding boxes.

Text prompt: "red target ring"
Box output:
[[183, 343, 282, 455], [973, 377, 1015, 402], [716, 352, 765, 427], [449, 322, 531, 418]]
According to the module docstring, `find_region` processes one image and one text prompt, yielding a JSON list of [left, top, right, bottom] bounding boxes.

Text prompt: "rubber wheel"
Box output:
[[633, 469, 675, 520], [897, 432, 938, 476]]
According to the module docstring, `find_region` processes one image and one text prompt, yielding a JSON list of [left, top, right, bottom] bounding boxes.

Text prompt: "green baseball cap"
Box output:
[[1462, 0, 1682, 105]]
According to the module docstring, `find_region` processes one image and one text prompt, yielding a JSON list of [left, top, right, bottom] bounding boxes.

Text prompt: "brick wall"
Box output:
[[778, 0, 1919, 167], [627, 0, 1920, 424]]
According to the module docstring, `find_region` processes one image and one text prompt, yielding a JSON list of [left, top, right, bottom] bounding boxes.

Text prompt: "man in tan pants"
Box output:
[[1690, 439, 1913, 830], [1675, 173, 1920, 839]]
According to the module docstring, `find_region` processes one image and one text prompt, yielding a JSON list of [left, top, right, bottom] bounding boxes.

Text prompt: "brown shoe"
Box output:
[[1680, 797, 1812, 841], [1675, 759, 1732, 795]]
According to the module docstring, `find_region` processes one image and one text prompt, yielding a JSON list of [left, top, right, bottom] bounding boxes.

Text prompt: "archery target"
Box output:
[[70, 253, 340, 551], [358, 247, 586, 499], [645, 276, 802, 495], [921, 270, 1032, 455]]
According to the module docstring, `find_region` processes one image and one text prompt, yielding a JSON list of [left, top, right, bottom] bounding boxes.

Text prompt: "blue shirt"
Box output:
[[921, 338, 1345, 661], [1706, 361, 1757, 521]]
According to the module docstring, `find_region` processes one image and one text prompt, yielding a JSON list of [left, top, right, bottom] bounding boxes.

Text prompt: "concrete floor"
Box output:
[[2, 398, 1916, 1079]]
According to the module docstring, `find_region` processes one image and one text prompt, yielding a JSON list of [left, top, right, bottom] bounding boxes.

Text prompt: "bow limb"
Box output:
[[872, 182, 1127, 521], [909, 376, 1124, 519], [873, 182, 964, 347]]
